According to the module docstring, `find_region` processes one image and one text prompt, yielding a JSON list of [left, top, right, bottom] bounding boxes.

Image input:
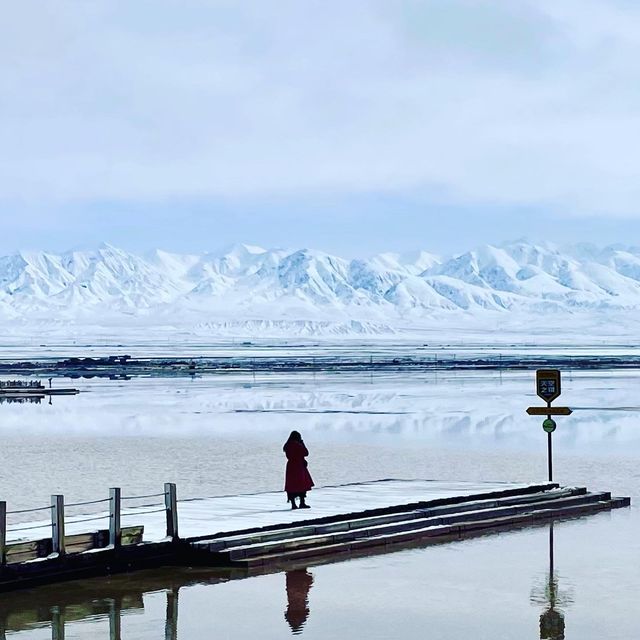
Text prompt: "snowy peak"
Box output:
[[4, 242, 640, 328], [276, 250, 354, 303], [145, 249, 200, 277], [372, 251, 440, 275], [400, 250, 441, 274]]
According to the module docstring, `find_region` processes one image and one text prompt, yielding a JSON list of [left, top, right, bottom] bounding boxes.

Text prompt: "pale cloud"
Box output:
[[1, 0, 640, 217]]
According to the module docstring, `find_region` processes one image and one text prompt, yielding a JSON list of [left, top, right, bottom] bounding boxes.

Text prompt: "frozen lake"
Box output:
[[1, 358, 638, 638]]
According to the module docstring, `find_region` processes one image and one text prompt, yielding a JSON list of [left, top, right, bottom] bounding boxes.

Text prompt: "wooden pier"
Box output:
[[0, 380, 79, 397], [0, 480, 630, 593]]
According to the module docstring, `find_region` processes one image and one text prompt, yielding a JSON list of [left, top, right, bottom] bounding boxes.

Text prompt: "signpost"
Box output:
[[526, 369, 571, 482], [536, 369, 561, 404]]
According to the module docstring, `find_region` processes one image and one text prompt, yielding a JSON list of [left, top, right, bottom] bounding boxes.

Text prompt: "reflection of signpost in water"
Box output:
[[539, 524, 565, 640], [530, 524, 574, 640], [526, 370, 572, 482]]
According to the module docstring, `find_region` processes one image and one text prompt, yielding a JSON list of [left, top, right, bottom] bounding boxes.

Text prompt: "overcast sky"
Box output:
[[2, 0, 640, 256]]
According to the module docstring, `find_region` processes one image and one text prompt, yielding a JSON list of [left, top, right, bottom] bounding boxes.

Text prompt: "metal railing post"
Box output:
[[164, 483, 178, 540], [51, 495, 65, 556], [0, 501, 6, 568], [109, 488, 121, 549]]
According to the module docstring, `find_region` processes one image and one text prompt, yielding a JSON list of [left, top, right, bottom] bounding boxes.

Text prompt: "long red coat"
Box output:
[[284, 440, 314, 493]]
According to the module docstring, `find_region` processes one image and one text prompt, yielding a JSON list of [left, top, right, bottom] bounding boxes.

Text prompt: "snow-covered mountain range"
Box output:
[[2, 241, 640, 338]]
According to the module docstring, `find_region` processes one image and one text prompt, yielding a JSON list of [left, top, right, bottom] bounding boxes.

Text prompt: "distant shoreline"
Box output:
[[1, 353, 640, 379]]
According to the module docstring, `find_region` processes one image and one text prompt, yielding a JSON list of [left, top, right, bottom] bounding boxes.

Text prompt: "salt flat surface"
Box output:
[[6, 479, 532, 544], [2, 368, 639, 522]]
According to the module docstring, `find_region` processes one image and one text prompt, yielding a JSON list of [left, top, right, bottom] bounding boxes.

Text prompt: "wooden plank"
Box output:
[[6, 551, 40, 564], [5, 525, 143, 566], [66, 533, 96, 546], [195, 488, 584, 556], [6, 541, 40, 561], [7, 551, 43, 565], [66, 532, 98, 554], [226, 492, 630, 568]]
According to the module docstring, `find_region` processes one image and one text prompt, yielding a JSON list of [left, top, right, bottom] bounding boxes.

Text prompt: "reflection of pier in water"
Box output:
[[0, 564, 318, 639], [0, 379, 79, 406], [0, 527, 580, 640], [0, 567, 235, 639], [0, 395, 45, 405]]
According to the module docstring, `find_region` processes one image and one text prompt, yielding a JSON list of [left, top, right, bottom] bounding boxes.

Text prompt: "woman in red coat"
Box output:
[[283, 430, 314, 509]]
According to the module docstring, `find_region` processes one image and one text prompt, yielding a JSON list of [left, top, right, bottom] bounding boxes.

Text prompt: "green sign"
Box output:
[[542, 418, 556, 433]]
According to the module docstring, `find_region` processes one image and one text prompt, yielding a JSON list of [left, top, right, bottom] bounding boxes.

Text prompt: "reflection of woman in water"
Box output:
[[283, 430, 314, 509], [285, 569, 314, 634]]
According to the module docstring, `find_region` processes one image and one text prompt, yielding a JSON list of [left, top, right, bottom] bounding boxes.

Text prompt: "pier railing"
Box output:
[[0, 483, 178, 566]]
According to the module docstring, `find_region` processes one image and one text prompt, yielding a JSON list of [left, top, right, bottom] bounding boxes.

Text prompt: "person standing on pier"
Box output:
[[283, 430, 314, 509]]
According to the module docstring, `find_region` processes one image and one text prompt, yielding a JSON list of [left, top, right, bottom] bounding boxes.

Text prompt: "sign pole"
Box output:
[[529, 370, 564, 483], [547, 401, 553, 481]]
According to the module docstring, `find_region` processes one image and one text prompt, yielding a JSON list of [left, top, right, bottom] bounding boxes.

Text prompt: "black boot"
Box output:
[[290, 498, 298, 510], [299, 498, 310, 509]]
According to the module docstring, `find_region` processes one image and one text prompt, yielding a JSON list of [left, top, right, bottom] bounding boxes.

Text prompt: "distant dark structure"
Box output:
[[0, 396, 43, 405], [0, 379, 79, 398], [62, 355, 131, 366], [0, 380, 43, 389]]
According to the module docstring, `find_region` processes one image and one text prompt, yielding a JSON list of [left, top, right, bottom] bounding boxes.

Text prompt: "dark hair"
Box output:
[[283, 430, 302, 450]]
